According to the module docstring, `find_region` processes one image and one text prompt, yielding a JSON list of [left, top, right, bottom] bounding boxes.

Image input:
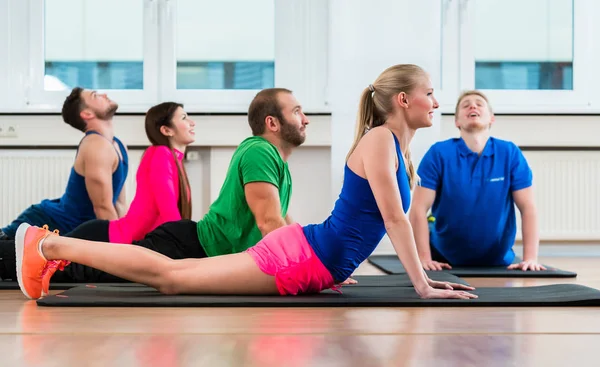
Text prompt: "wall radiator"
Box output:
[[515, 151, 600, 241], [0, 150, 142, 228], [0, 149, 599, 241]]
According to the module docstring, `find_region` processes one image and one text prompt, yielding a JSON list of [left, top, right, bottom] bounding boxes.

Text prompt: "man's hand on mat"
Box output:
[[422, 260, 452, 271], [507, 260, 547, 271], [337, 277, 358, 286], [418, 287, 478, 300]]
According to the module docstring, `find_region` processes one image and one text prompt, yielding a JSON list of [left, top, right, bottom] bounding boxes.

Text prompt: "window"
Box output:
[[25, 0, 158, 111], [441, 0, 595, 113], [175, 0, 274, 90], [158, 0, 279, 112], [10, 0, 327, 113], [44, 0, 145, 91], [473, 0, 573, 91]]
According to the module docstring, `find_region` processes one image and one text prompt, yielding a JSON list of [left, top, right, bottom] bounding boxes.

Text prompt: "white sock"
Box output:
[[38, 237, 48, 261]]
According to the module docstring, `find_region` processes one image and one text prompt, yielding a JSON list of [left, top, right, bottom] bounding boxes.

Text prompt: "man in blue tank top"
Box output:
[[0, 87, 129, 240], [409, 90, 545, 271]]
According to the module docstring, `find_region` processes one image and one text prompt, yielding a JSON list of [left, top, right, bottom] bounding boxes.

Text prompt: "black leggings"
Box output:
[[0, 220, 207, 282], [65, 219, 110, 242], [52, 219, 207, 282]]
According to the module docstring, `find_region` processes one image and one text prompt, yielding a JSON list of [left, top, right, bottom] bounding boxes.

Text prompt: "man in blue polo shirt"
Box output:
[[408, 90, 544, 271]]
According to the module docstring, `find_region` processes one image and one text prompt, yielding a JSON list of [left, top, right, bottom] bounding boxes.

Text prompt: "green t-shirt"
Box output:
[[197, 136, 292, 257]]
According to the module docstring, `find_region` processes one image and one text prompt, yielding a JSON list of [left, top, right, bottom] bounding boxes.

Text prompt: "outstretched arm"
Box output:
[[409, 187, 450, 270], [508, 187, 546, 271], [80, 137, 119, 220], [240, 145, 289, 238], [245, 182, 287, 237], [361, 129, 475, 299], [149, 147, 184, 223]]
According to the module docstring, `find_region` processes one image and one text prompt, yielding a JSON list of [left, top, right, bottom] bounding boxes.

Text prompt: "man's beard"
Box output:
[[94, 102, 119, 120], [461, 122, 490, 133], [280, 117, 305, 147]]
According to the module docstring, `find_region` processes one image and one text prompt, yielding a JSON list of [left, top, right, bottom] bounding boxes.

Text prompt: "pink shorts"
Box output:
[[246, 223, 335, 296]]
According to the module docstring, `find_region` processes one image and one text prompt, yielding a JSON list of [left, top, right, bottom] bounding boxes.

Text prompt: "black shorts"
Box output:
[[131, 219, 207, 259]]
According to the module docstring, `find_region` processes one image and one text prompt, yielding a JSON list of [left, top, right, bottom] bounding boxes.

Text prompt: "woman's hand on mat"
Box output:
[[337, 277, 358, 286], [418, 286, 478, 300], [421, 260, 452, 271], [427, 279, 475, 291], [507, 260, 547, 271]]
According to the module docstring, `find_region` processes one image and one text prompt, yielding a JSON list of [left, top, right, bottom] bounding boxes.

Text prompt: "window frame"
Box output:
[[8, 0, 329, 114], [0, 0, 10, 109], [441, 0, 596, 114], [437, 0, 461, 113]]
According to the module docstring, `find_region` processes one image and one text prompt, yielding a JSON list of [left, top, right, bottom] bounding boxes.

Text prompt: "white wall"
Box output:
[[328, 0, 443, 202]]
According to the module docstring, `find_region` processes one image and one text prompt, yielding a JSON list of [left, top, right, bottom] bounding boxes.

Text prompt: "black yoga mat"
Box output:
[[36, 283, 600, 307], [0, 274, 468, 291], [350, 273, 469, 287], [0, 280, 141, 290], [367, 255, 577, 278]]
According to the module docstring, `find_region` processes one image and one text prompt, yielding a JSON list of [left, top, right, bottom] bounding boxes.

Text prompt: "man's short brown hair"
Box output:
[[247, 88, 292, 135], [62, 87, 87, 132]]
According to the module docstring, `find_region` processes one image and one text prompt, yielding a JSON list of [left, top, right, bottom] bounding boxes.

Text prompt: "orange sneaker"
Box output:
[[15, 223, 59, 299]]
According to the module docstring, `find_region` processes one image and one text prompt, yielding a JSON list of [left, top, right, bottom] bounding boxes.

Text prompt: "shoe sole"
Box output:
[[15, 223, 33, 299]]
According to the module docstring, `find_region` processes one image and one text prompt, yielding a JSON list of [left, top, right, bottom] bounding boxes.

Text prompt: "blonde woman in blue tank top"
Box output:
[[16, 64, 477, 301]]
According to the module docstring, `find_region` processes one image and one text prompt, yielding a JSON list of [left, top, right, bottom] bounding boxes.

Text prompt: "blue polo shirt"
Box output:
[[417, 137, 532, 266]]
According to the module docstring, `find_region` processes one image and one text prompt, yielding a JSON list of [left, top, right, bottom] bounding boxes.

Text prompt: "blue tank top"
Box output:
[[303, 131, 411, 282], [40, 131, 128, 232]]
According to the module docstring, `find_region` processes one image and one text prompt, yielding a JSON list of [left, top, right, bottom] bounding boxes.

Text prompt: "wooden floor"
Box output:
[[3, 255, 600, 366]]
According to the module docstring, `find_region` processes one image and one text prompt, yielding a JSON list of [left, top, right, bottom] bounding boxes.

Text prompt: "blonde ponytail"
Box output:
[[404, 149, 417, 189], [346, 87, 376, 161], [345, 64, 427, 187]]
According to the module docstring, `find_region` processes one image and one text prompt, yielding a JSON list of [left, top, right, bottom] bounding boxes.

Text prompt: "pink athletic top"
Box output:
[[108, 145, 188, 244]]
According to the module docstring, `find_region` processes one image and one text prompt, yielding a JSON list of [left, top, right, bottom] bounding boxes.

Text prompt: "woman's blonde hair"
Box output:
[[346, 64, 427, 189]]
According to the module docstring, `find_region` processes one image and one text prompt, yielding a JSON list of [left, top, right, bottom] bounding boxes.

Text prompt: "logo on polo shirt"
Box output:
[[489, 176, 505, 182]]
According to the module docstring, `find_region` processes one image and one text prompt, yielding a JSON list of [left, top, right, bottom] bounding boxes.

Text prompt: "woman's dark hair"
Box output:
[[145, 102, 192, 219]]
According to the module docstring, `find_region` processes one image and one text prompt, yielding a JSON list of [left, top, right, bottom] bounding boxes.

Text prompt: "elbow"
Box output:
[[408, 206, 427, 224], [383, 215, 411, 232], [93, 203, 117, 220], [407, 209, 418, 224], [256, 216, 285, 236], [519, 203, 538, 218]]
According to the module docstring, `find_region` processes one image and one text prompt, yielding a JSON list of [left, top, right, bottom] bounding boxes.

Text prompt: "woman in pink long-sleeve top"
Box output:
[[58, 102, 195, 244]]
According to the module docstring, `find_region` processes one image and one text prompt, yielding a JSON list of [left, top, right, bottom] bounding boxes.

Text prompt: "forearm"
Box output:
[[386, 219, 429, 293], [94, 205, 119, 220], [521, 207, 540, 261], [409, 210, 432, 261], [258, 217, 288, 238]]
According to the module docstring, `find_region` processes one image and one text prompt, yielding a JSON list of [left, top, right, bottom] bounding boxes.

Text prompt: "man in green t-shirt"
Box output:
[[195, 88, 308, 256], [197, 134, 294, 256], [46, 87, 310, 283]]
